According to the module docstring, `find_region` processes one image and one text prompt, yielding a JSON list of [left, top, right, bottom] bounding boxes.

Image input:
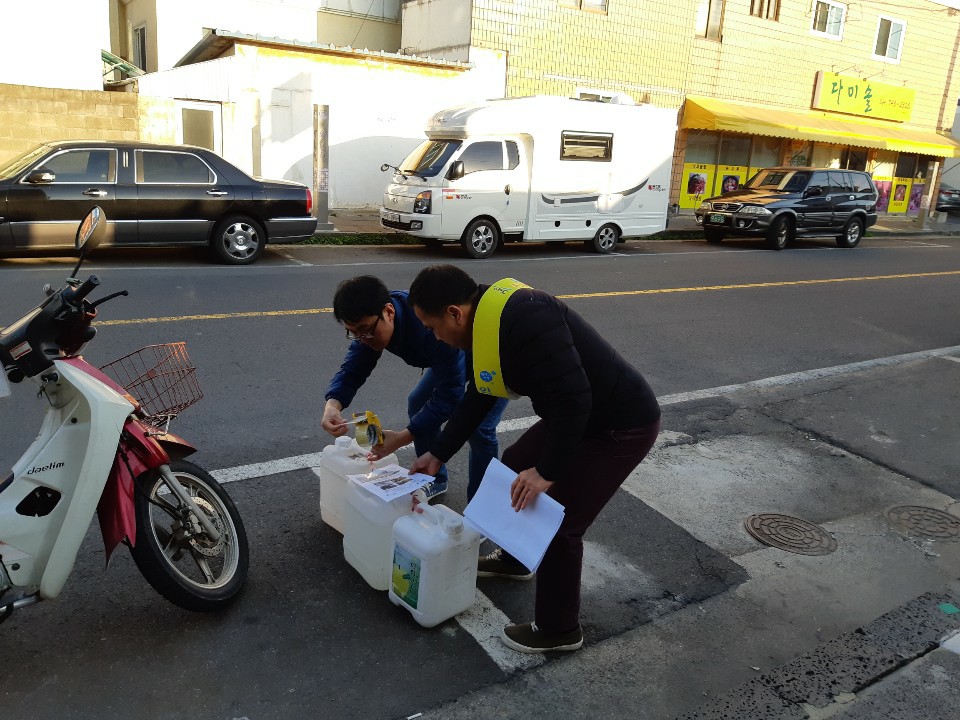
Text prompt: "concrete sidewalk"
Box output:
[[324, 207, 960, 236]]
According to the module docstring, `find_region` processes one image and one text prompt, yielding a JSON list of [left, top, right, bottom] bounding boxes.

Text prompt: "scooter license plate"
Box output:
[[382, 210, 400, 223], [708, 213, 726, 224], [0, 369, 10, 399]]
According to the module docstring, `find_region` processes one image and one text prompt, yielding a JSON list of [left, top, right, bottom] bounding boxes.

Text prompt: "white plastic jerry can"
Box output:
[[318, 436, 397, 534], [388, 504, 483, 628], [343, 483, 423, 591]]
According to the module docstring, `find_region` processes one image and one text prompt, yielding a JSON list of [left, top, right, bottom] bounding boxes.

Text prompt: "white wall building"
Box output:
[[129, 33, 506, 206]]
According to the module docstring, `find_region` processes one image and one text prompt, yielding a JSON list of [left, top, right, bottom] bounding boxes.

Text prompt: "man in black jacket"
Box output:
[[408, 265, 661, 654]]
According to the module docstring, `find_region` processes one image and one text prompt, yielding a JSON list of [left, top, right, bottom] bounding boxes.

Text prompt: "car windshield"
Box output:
[[747, 169, 811, 192], [399, 140, 462, 177], [0, 144, 51, 179]]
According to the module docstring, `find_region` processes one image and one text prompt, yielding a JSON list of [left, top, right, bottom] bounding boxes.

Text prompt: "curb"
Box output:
[[674, 591, 960, 720]]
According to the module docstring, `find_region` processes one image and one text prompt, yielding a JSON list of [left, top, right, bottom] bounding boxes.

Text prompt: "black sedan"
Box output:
[[0, 141, 317, 264]]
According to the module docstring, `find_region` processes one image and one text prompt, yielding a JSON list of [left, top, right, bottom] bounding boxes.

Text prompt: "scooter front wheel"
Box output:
[[130, 459, 249, 611]]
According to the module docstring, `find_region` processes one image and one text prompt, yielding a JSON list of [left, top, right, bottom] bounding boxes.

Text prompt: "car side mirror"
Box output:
[[26, 170, 55, 184], [447, 161, 464, 182], [804, 186, 823, 197], [75, 206, 106, 251]]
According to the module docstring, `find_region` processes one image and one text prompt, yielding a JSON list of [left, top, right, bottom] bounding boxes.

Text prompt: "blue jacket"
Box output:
[[324, 290, 465, 439]]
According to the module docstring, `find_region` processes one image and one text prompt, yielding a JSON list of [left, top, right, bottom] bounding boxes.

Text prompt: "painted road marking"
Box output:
[[211, 344, 960, 485], [93, 270, 960, 327]]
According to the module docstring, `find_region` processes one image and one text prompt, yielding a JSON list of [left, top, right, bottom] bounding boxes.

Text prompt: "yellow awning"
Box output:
[[682, 96, 960, 159]]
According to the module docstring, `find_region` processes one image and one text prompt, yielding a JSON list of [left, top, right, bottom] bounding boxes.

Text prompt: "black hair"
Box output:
[[408, 265, 478, 316], [332, 275, 391, 323]]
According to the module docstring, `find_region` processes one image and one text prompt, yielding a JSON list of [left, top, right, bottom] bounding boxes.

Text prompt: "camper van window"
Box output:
[[561, 132, 613, 161], [400, 140, 463, 177], [506, 141, 520, 170], [459, 141, 506, 174]]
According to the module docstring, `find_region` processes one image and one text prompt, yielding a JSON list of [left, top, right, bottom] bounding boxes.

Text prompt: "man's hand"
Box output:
[[321, 399, 348, 437], [368, 428, 413, 460], [409, 451, 442, 477], [510, 467, 553, 512]]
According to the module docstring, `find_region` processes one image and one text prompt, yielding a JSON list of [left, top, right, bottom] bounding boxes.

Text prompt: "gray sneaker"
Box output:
[[477, 548, 534, 580], [501, 622, 584, 653]]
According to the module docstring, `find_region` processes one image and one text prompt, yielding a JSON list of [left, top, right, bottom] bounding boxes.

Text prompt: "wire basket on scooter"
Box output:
[[99, 342, 203, 426]]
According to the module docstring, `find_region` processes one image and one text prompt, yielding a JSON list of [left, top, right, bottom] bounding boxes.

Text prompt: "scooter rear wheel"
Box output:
[[130, 459, 249, 612]]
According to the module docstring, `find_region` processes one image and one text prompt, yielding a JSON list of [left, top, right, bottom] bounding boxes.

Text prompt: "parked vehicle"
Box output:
[[936, 184, 960, 212], [0, 207, 248, 624], [694, 167, 879, 250], [379, 96, 677, 259], [0, 141, 317, 264]]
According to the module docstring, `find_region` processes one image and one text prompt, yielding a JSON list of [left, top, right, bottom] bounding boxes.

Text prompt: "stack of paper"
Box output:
[[347, 464, 434, 502], [463, 458, 565, 572]]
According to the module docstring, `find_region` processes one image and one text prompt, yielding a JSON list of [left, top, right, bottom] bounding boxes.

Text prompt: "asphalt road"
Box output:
[[0, 234, 958, 719]]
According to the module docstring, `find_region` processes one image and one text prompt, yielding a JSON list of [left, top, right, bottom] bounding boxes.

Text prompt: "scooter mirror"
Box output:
[[75, 206, 106, 251]]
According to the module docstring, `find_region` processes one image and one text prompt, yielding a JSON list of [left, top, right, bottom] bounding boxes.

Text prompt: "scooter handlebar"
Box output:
[[62, 275, 101, 307]]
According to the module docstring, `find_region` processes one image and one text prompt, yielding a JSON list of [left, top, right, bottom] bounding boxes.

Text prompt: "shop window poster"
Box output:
[[908, 183, 924, 215], [680, 163, 712, 209], [718, 165, 749, 194], [874, 177, 892, 213], [887, 177, 911, 214]]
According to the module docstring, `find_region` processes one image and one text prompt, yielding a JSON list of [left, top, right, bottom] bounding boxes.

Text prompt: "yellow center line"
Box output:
[[557, 270, 960, 299], [94, 270, 960, 326]]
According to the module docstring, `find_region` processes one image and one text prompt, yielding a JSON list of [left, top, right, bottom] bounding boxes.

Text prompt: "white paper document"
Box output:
[[463, 458, 565, 573], [347, 464, 434, 502]]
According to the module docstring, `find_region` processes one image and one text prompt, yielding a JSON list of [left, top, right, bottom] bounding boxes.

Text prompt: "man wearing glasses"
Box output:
[[321, 275, 507, 499]]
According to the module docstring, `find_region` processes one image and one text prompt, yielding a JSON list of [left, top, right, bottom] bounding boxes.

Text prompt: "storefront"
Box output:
[[676, 72, 960, 216]]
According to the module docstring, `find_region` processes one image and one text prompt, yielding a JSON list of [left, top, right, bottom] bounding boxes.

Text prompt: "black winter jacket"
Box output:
[[430, 286, 660, 483]]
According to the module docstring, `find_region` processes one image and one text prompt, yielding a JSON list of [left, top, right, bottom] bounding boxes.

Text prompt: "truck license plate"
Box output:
[[382, 210, 400, 223], [708, 213, 726, 224]]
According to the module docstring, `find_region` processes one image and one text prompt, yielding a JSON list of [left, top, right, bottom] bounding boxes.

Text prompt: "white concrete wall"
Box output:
[[135, 46, 506, 206], [400, 0, 472, 60], [0, 1, 111, 90]]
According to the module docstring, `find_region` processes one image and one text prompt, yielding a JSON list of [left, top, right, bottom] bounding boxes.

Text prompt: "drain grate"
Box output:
[[744, 513, 838, 555], [885, 506, 960, 541]]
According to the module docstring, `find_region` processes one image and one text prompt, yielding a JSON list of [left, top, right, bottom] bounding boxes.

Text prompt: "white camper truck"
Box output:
[[379, 96, 677, 258]]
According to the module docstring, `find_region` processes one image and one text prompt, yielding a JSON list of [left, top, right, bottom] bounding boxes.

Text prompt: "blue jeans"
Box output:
[[407, 370, 508, 500]]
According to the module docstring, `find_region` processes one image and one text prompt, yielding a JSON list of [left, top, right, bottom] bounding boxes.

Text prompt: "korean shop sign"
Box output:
[[812, 71, 915, 122]]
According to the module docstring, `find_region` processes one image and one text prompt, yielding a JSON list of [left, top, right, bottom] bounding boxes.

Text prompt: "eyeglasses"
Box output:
[[345, 315, 381, 341]]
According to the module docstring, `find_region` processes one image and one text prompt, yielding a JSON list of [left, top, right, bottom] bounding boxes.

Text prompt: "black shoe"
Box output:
[[501, 622, 584, 653], [477, 548, 534, 580]]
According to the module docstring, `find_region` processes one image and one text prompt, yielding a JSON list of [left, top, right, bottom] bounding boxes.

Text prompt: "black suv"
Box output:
[[694, 167, 878, 250]]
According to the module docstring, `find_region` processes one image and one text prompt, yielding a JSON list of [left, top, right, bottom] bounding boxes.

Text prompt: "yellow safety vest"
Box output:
[[472, 278, 531, 398]]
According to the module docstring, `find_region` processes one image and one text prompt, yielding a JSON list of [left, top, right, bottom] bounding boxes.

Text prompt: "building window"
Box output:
[[132, 25, 147, 71], [560, 132, 613, 161], [696, 0, 725, 40], [561, 0, 608, 12], [750, 0, 780, 21], [873, 16, 905, 62], [811, 0, 845, 39]]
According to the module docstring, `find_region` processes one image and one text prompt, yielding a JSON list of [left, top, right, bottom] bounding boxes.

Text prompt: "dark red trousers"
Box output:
[[501, 418, 661, 633]]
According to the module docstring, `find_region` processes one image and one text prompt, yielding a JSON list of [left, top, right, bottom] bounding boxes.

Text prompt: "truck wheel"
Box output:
[[461, 219, 499, 259], [765, 216, 793, 251], [588, 224, 619, 254], [835, 217, 864, 248]]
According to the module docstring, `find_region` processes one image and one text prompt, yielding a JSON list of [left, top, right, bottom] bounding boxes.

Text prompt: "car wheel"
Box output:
[[589, 224, 620, 254], [211, 216, 266, 265], [766, 216, 793, 251], [704, 228, 725, 244], [835, 217, 864, 248], [461, 218, 500, 259]]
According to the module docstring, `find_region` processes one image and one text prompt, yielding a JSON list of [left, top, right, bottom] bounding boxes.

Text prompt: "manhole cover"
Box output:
[[743, 513, 838, 555], [885, 506, 960, 541]]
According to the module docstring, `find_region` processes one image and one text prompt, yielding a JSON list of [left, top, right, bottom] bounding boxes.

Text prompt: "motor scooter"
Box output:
[[0, 207, 248, 623]]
